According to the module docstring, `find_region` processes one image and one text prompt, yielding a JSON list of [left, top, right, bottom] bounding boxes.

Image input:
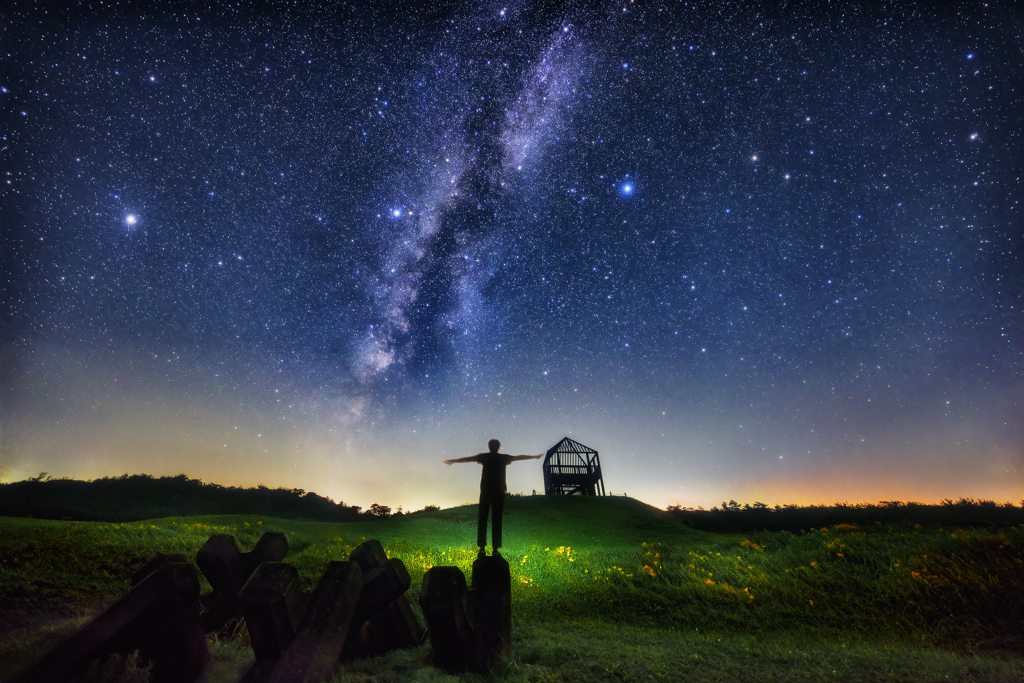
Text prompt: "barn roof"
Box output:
[[545, 437, 597, 457]]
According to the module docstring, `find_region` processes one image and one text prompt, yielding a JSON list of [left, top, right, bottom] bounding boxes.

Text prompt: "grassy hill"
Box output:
[[275, 494, 719, 550], [2, 496, 1023, 682]]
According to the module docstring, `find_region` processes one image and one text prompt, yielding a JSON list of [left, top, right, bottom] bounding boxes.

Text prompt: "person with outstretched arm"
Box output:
[[444, 439, 543, 556]]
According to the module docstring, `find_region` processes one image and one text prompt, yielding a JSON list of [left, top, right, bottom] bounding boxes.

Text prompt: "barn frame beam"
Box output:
[[542, 437, 605, 497]]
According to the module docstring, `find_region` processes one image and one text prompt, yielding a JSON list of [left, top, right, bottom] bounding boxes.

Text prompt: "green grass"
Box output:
[[2, 496, 1023, 682]]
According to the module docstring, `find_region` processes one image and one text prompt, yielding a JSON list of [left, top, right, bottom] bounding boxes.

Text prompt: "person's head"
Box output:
[[488, 438, 500, 453]]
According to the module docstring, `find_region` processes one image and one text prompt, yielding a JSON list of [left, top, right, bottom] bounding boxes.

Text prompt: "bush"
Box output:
[[0, 475, 364, 523], [666, 499, 1024, 533]]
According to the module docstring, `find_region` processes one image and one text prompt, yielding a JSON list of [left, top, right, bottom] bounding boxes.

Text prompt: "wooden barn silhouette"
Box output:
[[542, 437, 605, 496]]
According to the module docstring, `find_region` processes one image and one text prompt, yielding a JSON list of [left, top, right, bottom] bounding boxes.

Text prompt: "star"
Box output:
[[125, 214, 137, 225]]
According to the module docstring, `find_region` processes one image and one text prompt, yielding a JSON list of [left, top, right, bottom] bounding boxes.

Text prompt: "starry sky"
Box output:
[[3, 1, 1022, 512]]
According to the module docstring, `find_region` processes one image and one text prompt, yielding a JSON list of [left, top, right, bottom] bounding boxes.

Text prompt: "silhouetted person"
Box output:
[[444, 439, 542, 555]]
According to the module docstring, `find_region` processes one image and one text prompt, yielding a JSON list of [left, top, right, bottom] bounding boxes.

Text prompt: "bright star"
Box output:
[[126, 214, 137, 225], [392, 209, 402, 217]]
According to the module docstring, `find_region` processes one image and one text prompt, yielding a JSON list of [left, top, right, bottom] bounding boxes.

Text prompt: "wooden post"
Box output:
[[469, 554, 512, 674], [387, 595, 425, 649], [201, 531, 290, 632], [12, 557, 203, 683], [131, 552, 191, 585], [267, 561, 363, 683], [358, 595, 424, 656], [195, 534, 242, 598], [349, 539, 388, 574], [238, 562, 306, 661], [419, 566, 474, 672], [353, 557, 411, 624]]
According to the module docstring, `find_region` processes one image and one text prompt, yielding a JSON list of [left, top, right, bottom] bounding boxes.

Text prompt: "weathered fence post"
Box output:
[[199, 531, 290, 632], [236, 561, 308, 683], [266, 561, 363, 683], [12, 554, 205, 683], [195, 534, 242, 598], [387, 594, 425, 648], [355, 594, 424, 657], [349, 538, 388, 573], [419, 566, 475, 672], [469, 554, 512, 674], [339, 539, 420, 660], [238, 562, 306, 661], [353, 557, 412, 624]]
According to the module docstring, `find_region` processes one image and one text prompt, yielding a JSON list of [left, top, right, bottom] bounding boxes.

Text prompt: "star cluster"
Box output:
[[2, 1, 1021, 509]]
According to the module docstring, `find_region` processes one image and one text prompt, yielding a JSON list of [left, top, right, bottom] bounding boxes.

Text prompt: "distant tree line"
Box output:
[[0, 474, 436, 523], [667, 498, 1024, 532]]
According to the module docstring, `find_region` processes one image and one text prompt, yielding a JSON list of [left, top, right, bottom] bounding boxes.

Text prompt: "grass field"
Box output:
[[2, 495, 1023, 682]]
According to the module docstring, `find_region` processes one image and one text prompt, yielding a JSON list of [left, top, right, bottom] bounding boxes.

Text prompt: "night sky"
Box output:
[[3, 1, 1022, 512]]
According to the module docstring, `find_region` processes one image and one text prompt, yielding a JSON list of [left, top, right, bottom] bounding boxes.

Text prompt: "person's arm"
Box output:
[[508, 453, 544, 462], [443, 455, 479, 467]]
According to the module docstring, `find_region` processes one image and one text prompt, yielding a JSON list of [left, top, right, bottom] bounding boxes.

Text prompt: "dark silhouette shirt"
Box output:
[[473, 452, 514, 493]]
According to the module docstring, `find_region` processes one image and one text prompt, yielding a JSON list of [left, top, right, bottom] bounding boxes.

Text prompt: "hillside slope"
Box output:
[[152, 494, 714, 556]]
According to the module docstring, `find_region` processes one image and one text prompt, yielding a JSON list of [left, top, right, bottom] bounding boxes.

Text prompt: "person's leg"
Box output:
[[492, 492, 505, 550], [477, 489, 490, 549]]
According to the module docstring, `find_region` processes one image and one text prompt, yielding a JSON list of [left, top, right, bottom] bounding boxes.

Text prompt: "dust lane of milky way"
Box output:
[[2, 1, 1021, 511]]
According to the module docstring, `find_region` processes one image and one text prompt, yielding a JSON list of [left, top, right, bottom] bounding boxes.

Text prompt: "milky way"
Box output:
[[3, 1, 1022, 510], [355, 12, 589, 387]]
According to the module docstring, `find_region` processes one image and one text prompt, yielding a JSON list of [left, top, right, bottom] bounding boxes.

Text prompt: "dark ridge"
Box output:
[[0, 474, 367, 523], [667, 499, 1024, 533]]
